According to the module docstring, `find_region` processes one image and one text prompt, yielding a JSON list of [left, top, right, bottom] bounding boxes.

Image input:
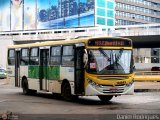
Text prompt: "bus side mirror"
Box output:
[[83, 49, 88, 68]]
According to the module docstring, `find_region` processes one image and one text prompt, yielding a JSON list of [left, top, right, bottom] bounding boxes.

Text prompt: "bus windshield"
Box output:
[[87, 49, 132, 74]]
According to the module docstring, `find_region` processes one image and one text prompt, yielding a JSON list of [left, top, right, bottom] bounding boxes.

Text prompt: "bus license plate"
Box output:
[[109, 87, 118, 92]]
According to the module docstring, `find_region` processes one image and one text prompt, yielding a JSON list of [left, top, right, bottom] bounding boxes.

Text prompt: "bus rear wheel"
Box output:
[[62, 82, 74, 101], [22, 79, 37, 95], [22, 79, 30, 95], [98, 95, 113, 102]]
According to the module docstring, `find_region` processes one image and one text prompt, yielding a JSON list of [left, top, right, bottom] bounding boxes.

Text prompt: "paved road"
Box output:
[[0, 80, 160, 120]]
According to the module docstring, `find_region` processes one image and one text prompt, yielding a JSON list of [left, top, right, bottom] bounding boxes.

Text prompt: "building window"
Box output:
[[107, 10, 114, 18], [151, 57, 159, 63], [97, 8, 105, 17], [107, 19, 114, 26], [97, 0, 106, 8], [107, 1, 114, 9], [97, 17, 106, 25]]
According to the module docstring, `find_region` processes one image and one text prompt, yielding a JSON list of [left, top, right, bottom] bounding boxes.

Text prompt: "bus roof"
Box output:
[[8, 36, 132, 49]]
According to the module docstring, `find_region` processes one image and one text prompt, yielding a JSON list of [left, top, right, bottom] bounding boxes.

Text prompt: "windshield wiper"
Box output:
[[113, 49, 125, 73], [110, 49, 124, 72], [98, 48, 111, 61], [115, 48, 124, 64]]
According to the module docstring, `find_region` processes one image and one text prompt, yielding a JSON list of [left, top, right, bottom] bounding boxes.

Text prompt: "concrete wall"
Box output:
[[135, 63, 160, 71], [0, 39, 13, 69]]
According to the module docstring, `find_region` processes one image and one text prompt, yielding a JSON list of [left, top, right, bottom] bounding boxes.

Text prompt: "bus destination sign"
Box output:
[[88, 39, 131, 47]]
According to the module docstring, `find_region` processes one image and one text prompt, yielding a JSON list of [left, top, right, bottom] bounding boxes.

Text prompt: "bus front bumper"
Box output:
[[85, 82, 134, 96]]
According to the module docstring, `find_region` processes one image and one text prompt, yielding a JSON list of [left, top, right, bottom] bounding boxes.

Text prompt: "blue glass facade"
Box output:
[[95, 0, 115, 26], [97, 0, 106, 7], [0, 0, 115, 31], [97, 8, 106, 16]]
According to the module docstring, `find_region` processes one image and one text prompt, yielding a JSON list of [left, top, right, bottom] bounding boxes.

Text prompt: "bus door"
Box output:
[[15, 49, 20, 87], [75, 45, 85, 95], [40, 48, 49, 91]]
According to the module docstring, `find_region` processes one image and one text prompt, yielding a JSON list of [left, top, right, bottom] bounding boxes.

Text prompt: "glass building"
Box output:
[[115, 0, 160, 70], [95, 0, 115, 26], [0, 0, 115, 31], [115, 0, 160, 25]]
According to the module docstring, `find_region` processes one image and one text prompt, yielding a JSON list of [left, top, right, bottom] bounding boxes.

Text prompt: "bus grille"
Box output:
[[97, 76, 129, 80], [100, 85, 125, 93]]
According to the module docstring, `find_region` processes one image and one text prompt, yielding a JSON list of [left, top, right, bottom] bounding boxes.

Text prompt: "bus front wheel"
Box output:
[[98, 95, 113, 102]]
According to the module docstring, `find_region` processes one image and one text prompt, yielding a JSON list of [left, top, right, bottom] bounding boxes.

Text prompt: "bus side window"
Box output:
[[30, 48, 39, 65], [62, 45, 74, 67], [20, 48, 29, 65], [50, 46, 61, 65], [8, 49, 15, 65]]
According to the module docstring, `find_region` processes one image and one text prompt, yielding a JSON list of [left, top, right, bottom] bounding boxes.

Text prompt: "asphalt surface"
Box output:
[[0, 79, 160, 120]]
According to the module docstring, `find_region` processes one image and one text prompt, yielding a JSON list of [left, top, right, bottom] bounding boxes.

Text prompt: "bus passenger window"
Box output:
[[62, 46, 74, 67], [50, 46, 61, 65], [20, 48, 29, 65], [8, 49, 15, 65], [30, 48, 39, 65]]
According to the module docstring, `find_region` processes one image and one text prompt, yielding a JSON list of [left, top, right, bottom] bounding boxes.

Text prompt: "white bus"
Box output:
[[7, 36, 134, 102]]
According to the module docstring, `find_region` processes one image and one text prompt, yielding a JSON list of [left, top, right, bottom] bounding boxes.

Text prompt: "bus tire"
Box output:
[[98, 95, 113, 103], [62, 82, 73, 101], [22, 79, 30, 95], [30, 90, 37, 95]]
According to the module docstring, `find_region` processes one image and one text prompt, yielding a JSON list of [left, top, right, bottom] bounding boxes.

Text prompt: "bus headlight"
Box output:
[[87, 79, 102, 88], [87, 79, 96, 86]]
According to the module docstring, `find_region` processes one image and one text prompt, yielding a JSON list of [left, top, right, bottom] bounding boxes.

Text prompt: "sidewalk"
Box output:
[[0, 79, 7, 85], [134, 81, 160, 92]]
